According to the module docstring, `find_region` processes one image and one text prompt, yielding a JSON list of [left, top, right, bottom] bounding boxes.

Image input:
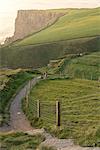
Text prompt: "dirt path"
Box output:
[[0, 77, 99, 150], [9, 77, 38, 131], [0, 76, 41, 132]]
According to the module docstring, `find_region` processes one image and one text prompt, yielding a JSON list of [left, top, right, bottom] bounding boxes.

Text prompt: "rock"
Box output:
[[4, 10, 65, 44]]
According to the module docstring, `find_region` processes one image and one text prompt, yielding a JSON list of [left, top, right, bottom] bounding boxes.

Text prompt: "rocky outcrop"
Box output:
[[5, 10, 65, 44]]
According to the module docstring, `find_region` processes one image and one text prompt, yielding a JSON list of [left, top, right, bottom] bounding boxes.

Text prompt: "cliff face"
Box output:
[[5, 10, 65, 44]]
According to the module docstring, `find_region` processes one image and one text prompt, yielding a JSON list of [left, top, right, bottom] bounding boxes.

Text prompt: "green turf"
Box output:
[[46, 52, 100, 80], [0, 132, 44, 150], [17, 8, 100, 46], [23, 79, 100, 146], [63, 52, 100, 80]]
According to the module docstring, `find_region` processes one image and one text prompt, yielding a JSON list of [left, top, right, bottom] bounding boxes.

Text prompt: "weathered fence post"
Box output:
[[37, 100, 40, 118], [91, 74, 93, 80], [98, 77, 100, 87], [29, 80, 31, 90], [25, 86, 28, 109], [26, 94, 29, 109], [56, 101, 60, 127], [82, 72, 85, 79]]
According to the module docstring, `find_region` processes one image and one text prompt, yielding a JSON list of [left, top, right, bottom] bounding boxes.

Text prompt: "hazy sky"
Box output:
[[0, 0, 100, 44]]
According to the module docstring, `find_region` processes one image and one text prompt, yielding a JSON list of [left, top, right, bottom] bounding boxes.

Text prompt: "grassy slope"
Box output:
[[46, 52, 100, 80], [23, 79, 100, 146], [17, 8, 100, 46], [1, 36, 99, 68], [63, 52, 100, 80], [0, 132, 44, 150], [0, 8, 100, 68]]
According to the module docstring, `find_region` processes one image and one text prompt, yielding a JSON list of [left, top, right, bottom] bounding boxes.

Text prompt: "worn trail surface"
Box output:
[[0, 77, 99, 150], [0, 77, 41, 132], [9, 78, 37, 131]]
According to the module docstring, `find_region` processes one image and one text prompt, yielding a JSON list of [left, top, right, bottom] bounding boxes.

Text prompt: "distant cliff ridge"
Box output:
[[5, 10, 65, 44]]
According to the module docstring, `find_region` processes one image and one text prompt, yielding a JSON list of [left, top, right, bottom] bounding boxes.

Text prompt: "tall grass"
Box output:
[[23, 79, 100, 146], [0, 132, 44, 150], [63, 52, 100, 80]]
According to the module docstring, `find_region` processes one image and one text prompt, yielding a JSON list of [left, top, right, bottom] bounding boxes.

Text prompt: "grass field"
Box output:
[[0, 132, 44, 150], [23, 79, 100, 146], [63, 52, 100, 80], [46, 52, 100, 80], [17, 8, 100, 46], [0, 69, 36, 125]]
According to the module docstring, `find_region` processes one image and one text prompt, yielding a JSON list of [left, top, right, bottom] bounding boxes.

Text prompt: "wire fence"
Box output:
[[28, 99, 56, 126], [25, 94, 100, 127], [24, 77, 100, 127]]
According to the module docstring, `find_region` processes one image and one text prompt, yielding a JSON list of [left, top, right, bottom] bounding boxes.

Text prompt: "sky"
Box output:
[[0, 0, 100, 44]]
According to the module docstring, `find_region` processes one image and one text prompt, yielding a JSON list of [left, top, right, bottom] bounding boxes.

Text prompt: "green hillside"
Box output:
[[0, 37, 99, 68], [17, 8, 100, 46], [0, 8, 100, 68], [63, 52, 100, 80], [47, 52, 100, 80]]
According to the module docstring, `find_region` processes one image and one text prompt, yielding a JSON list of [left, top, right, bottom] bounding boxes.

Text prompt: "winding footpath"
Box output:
[[0, 77, 40, 132], [0, 77, 99, 150]]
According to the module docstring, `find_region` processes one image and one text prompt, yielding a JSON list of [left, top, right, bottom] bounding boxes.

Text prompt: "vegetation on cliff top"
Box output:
[[17, 8, 100, 46], [0, 8, 100, 68]]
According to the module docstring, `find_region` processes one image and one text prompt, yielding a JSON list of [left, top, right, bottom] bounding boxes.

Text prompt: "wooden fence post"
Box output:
[[82, 72, 85, 79], [29, 80, 31, 90], [56, 101, 60, 127], [26, 94, 29, 109], [91, 74, 93, 80], [98, 77, 100, 87], [37, 100, 40, 118]]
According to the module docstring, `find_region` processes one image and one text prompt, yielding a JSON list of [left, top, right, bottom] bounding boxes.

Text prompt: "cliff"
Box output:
[[5, 10, 65, 44]]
